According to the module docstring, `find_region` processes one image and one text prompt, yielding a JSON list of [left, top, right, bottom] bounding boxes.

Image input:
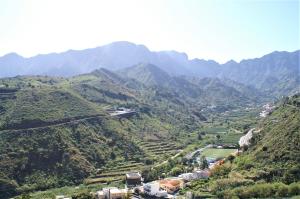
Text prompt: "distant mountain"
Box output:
[[119, 63, 173, 86], [118, 63, 265, 105], [0, 41, 299, 96], [218, 50, 300, 96]]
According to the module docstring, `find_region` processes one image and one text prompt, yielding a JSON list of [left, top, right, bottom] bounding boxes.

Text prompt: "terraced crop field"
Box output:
[[85, 161, 144, 185], [138, 140, 179, 159], [85, 139, 181, 185]]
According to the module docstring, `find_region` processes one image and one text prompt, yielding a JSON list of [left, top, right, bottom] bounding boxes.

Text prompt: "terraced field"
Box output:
[[85, 140, 180, 185], [85, 161, 144, 185], [138, 140, 180, 159]]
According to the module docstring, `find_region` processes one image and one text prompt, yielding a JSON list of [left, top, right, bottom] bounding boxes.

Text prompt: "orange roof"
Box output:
[[159, 179, 181, 188]]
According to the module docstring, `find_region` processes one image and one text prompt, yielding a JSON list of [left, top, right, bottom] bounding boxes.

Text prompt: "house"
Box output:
[[108, 107, 136, 118], [96, 190, 105, 199], [159, 178, 184, 194], [109, 188, 128, 199], [55, 196, 71, 199], [143, 181, 168, 198], [96, 187, 129, 199], [178, 170, 210, 181], [194, 169, 210, 179], [125, 172, 142, 188]]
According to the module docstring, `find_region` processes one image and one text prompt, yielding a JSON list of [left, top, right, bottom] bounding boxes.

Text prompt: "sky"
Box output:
[[0, 0, 299, 63]]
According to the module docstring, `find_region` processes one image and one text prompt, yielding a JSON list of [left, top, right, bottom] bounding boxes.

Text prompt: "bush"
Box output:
[[288, 183, 300, 195], [72, 191, 95, 199], [0, 178, 19, 198], [210, 178, 254, 194], [276, 183, 288, 197], [223, 182, 300, 198]]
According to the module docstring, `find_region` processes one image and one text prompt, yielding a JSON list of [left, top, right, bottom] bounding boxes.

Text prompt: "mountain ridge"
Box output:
[[0, 41, 299, 97]]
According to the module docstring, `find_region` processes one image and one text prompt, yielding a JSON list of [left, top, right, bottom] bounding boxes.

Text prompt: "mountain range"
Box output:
[[0, 41, 299, 97]]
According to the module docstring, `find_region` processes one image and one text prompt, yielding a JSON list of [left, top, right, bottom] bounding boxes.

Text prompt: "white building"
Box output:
[[96, 187, 129, 199], [143, 181, 168, 198], [55, 196, 71, 199], [179, 170, 209, 181]]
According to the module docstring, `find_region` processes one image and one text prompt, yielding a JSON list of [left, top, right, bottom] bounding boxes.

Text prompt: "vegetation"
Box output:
[[0, 65, 298, 198], [184, 94, 300, 198]]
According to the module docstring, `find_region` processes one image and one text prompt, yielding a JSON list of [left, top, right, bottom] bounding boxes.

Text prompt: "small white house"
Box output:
[[143, 181, 168, 198], [179, 170, 209, 181], [55, 196, 71, 199]]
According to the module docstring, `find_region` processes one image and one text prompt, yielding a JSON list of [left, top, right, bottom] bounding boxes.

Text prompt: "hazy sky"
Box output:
[[0, 0, 299, 63]]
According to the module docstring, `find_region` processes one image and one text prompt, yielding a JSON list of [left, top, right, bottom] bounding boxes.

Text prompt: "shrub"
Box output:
[[276, 183, 288, 197], [210, 178, 254, 194], [288, 183, 300, 195]]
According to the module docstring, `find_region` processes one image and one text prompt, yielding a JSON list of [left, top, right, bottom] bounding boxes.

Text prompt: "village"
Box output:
[[55, 142, 248, 199], [54, 106, 259, 199]]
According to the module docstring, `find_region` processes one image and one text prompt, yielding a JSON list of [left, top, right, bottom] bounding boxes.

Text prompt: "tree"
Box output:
[[110, 152, 116, 160], [227, 155, 235, 163], [72, 191, 94, 199], [199, 156, 209, 170], [0, 178, 19, 199], [197, 133, 202, 140]]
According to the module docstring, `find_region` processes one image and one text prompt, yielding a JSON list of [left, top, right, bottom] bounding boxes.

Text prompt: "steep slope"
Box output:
[[119, 63, 174, 86], [219, 50, 300, 96], [0, 71, 204, 198], [186, 94, 300, 198], [242, 94, 300, 169], [119, 64, 265, 106]]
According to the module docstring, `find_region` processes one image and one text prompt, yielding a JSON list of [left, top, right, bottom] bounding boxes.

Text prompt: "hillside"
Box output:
[[240, 94, 300, 172], [0, 67, 296, 198], [119, 63, 266, 106], [0, 70, 205, 198], [119, 63, 174, 87], [184, 94, 300, 198]]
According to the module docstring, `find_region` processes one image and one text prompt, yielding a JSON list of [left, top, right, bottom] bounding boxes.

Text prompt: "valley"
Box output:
[[0, 51, 298, 199], [1, 0, 299, 198]]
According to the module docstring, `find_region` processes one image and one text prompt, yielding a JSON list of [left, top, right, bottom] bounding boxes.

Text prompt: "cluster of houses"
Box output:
[[92, 167, 211, 199], [56, 144, 241, 198], [259, 103, 275, 118]]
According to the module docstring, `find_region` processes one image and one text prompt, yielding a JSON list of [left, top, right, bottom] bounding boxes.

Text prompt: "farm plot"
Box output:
[[201, 148, 237, 159]]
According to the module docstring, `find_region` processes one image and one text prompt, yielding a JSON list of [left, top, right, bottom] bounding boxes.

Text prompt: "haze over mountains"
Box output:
[[0, 41, 299, 97]]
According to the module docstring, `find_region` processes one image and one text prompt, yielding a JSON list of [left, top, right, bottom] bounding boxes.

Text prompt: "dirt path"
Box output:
[[0, 114, 106, 133]]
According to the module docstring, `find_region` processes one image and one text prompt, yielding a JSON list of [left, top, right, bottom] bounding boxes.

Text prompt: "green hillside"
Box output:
[[0, 68, 274, 198], [183, 94, 300, 198], [0, 71, 202, 198]]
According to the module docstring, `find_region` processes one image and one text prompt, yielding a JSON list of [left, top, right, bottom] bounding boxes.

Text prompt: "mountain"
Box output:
[[218, 50, 300, 96], [1, 41, 298, 97], [119, 63, 266, 105], [119, 63, 173, 86], [0, 41, 190, 77]]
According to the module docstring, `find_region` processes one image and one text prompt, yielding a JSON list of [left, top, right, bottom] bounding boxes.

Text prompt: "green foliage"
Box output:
[[72, 191, 95, 199], [0, 178, 19, 198], [222, 182, 300, 199], [199, 156, 209, 170]]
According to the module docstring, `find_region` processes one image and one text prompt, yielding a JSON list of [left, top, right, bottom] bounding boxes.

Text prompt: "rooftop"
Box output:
[[126, 172, 141, 179]]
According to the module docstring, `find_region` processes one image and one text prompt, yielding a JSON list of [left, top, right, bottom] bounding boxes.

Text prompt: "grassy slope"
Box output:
[[188, 94, 300, 198], [0, 72, 203, 198]]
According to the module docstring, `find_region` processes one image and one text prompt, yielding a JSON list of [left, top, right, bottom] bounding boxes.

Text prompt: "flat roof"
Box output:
[[126, 172, 141, 179]]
